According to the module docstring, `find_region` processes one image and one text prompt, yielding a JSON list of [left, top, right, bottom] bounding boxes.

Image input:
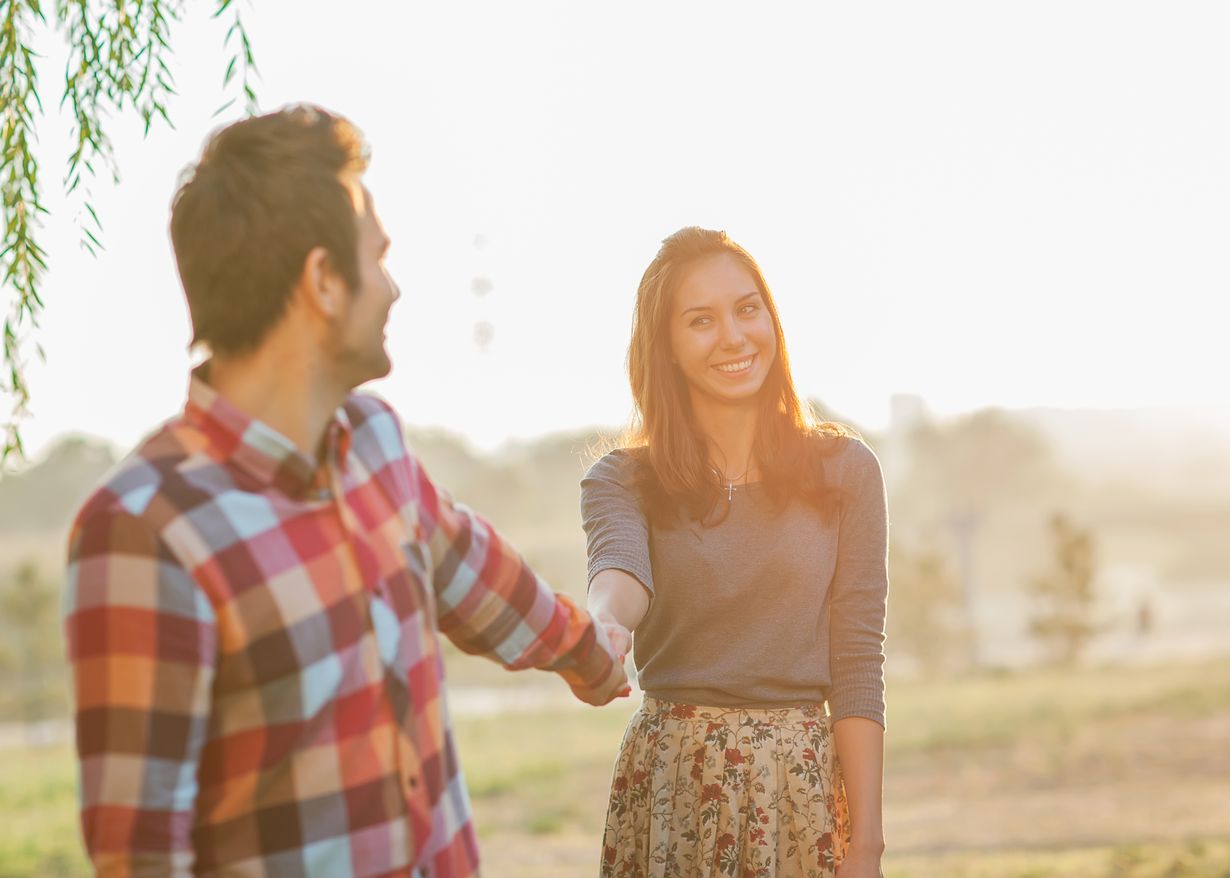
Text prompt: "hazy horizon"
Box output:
[[9, 392, 1230, 471]]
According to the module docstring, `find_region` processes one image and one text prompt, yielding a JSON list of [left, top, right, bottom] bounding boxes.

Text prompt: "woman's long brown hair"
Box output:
[[623, 226, 854, 526]]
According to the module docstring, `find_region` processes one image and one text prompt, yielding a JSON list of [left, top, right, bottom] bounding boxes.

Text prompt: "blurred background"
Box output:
[[2, 2, 1228, 876]]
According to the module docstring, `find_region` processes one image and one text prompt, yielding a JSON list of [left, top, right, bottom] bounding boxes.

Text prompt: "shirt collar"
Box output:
[[184, 364, 353, 498]]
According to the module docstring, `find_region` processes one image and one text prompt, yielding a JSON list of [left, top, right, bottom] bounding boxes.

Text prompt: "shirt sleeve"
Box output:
[[63, 505, 217, 877], [827, 439, 890, 728], [411, 458, 628, 706], [579, 451, 654, 595]]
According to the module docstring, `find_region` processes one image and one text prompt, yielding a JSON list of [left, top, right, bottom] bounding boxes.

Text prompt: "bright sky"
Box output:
[[10, 1, 1229, 459]]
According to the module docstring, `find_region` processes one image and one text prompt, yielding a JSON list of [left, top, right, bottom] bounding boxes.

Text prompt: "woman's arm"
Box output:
[[834, 716, 885, 876], [580, 451, 656, 660], [827, 439, 890, 875], [587, 568, 651, 659]]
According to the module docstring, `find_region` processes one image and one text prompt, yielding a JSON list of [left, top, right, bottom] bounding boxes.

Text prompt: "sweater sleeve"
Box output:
[[580, 451, 655, 596], [827, 439, 890, 728]]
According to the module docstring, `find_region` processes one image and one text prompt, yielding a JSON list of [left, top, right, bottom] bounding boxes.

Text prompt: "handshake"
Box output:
[[558, 605, 634, 708], [564, 611, 633, 707], [575, 567, 649, 704], [595, 612, 633, 666]]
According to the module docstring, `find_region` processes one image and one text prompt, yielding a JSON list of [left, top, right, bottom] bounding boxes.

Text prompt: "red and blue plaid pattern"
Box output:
[[64, 372, 626, 877]]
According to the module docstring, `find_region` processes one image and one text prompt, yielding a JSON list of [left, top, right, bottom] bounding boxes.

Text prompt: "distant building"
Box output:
[[878, 393, 931, 495]]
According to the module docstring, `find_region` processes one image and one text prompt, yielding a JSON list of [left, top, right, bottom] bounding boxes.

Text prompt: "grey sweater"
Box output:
[[581, 437, 888, 727]]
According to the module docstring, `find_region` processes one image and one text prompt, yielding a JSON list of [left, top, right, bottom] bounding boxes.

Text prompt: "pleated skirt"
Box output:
[[600, 696, 849, 878]]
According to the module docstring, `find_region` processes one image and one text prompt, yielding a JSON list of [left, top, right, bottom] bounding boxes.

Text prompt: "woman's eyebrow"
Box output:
[[681, 292, 761, 316]]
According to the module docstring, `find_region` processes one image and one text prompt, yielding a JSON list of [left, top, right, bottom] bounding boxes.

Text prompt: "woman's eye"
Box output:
[[690, 316, 711, 328], [740, 303, 760, 315]]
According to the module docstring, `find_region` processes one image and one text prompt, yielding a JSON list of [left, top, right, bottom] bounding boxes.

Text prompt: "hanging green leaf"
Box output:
[[0, 0, 260, 463]]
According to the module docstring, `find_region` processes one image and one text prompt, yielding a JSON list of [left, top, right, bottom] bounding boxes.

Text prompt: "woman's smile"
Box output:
[[712, 354, 756, 375]]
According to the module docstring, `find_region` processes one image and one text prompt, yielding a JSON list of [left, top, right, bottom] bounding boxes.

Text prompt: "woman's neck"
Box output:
[[691, 396, 759, 479]]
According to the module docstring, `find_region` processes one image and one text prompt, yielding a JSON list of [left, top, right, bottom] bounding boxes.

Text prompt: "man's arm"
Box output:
[[64, 506, 216, 877], [412, 460, 629, 706]]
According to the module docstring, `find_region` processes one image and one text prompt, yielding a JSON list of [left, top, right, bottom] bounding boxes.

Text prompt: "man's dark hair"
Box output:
[[170, 105, 370, 356]]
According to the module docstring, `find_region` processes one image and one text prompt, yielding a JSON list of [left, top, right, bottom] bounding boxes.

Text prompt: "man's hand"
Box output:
[[563, 613, 631, 705]]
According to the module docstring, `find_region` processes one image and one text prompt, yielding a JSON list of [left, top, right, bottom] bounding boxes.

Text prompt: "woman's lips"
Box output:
[[712, 354, 756, 375]]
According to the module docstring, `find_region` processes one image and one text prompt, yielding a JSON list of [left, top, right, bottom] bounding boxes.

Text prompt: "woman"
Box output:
[[583, 227, 888, 878]]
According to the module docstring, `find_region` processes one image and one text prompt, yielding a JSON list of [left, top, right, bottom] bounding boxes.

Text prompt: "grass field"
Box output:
[[3, 659, 1229, 877]]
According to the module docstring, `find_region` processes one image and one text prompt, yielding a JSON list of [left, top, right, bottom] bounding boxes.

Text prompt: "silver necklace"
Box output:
[[711, 453, 755, 502]]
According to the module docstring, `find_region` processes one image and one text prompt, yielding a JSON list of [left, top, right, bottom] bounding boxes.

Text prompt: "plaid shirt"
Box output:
[[64, 372, 626, 877]]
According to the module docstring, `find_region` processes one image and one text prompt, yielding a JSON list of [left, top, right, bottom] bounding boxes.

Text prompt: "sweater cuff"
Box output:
[[586, 558, 654, 597], [827, 665, 886, 728], [828, 699, 886, 729]]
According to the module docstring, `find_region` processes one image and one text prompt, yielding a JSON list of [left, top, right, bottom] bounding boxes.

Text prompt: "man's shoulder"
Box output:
[[343, 389, 397, 426], [72, 416, 210, 539]]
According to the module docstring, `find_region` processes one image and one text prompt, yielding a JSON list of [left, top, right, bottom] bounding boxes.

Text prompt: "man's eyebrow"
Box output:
[[681, 291, 761, 315]]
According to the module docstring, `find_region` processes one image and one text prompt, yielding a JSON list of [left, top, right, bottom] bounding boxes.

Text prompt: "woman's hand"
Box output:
[[597, 614, 632, 663], [587, 568, 649, 666], [835, 839, 884, 878]]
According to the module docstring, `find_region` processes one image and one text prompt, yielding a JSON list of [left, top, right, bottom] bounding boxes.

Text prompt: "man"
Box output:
[[63, 105, 630, 878]]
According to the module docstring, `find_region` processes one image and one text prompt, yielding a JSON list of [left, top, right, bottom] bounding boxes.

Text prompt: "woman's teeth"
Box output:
[[715, 357, 753, 373]]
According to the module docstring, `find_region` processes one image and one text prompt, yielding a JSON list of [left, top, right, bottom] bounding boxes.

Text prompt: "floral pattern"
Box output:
[[601, 697, 849, 877]]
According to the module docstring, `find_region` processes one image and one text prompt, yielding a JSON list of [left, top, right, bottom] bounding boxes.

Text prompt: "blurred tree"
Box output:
[[890, 409, 1070, 665], [893, 409, 1065, 529], [887, 541, 972, 676], [0, 559, 64, 735], [0, 433, 116, 532], [1028, 513, 1100, 665], [1, 0, 258, 461]]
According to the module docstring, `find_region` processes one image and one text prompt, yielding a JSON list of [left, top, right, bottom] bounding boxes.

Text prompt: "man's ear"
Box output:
[[295, 246, 349, 321]]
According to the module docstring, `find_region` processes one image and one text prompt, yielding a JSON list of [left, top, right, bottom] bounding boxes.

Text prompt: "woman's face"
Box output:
[[668, 252, 777, 411]]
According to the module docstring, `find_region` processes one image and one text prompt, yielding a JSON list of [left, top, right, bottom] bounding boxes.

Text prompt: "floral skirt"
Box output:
[[601, 696, 849, 878]]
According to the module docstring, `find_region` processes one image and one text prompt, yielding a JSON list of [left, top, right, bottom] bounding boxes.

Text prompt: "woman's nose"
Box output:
[[718, 318, 745, 349]]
